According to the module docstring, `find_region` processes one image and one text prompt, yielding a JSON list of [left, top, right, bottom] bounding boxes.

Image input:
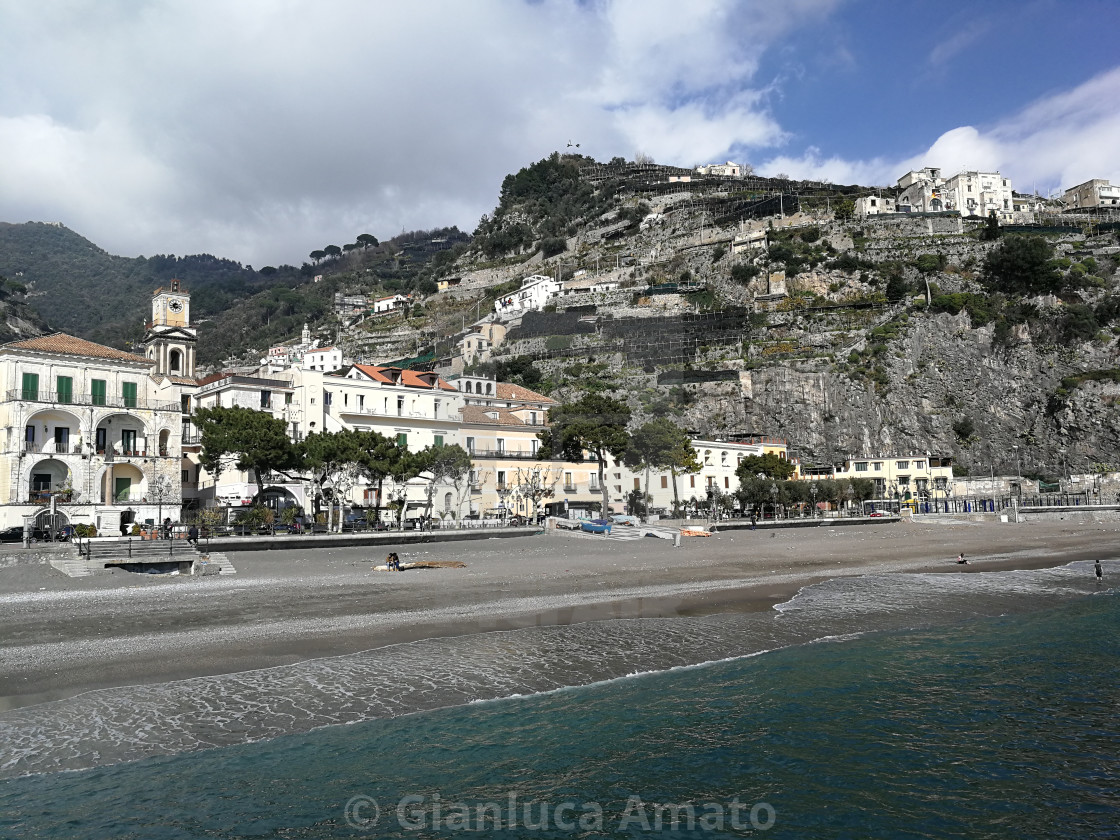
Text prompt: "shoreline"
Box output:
[[1, 520, 1117, 711]]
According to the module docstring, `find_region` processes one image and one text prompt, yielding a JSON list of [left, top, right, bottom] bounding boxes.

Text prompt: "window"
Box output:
[[54, 427, 70, 450], [725, 477, 730, 488], [182, 470, 190, 483], [855, 462, 869, 472], [91, 379, 106, 406], [531, 439, 539, 455], [323, 391, 332, 406], [589, 474, 599, 490], [181, 394, 192, 414], [434, 435, 444, 447], [896, 461, 909, 470], [497, 470, 507, 490], [169, 349, 181, 372], [690, 476, 696, 488], [530, 411, 537, 425], [21, 372, 38, 401], [496, 439, 505, 454], [434, 399, 441, 419], [286, 393, 293, 406], [121, 429, 137, 454], [122, 381, 137, 408], [898, 476, 910, 486], [96, 428, 107, 452], [466, 436, 475, 453], [564, 471, 574, 488], [661, 476, 668, 489], [396, 432, 407, 447], [56, 376, 73, 404], [25, 425, 35, 447], [343, 392, 348, 407], [261, 390, 272, 409], [397, 397, 404, 417], [634, 478, 641, 490], [873, 462, 882, 471], [914, 461, 925, 470]]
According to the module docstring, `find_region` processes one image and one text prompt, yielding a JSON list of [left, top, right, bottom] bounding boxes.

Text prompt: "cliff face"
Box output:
[[730, 309, 1119, 474]]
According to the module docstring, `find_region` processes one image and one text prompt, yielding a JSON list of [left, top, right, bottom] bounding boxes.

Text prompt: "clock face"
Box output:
[[168, 299, 184, 313]]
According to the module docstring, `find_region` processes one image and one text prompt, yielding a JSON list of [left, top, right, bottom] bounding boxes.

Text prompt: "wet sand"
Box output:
[[1, 518, 1117, 710]]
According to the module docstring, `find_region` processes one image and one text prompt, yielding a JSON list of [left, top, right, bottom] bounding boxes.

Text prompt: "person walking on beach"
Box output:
[[1095, 559, 1103, 584], [956, 553, 968, 565]]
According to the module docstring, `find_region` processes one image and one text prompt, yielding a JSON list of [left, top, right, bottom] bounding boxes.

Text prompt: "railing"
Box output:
[[8, 389, 179, 412], [77, 536, 193, 560], [28, 490, 74, 504], [22, 442, 84, 455], [467, 448, 596, 462]]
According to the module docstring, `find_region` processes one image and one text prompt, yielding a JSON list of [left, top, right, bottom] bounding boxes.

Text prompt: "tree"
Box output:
[[665, 437, 702, 518], [353, 431, 404, 525], [309, 250, 326, 264], [982, 236, 1062, 296], [834, 199, 855, 222], [300, 430, 368, 532], [539, 394, 631, 515], [357, 233, 379, 249], [194, 406, 301, 499], [510, 464, 561, 523], [383, 448, 428, 530], [626, 418, 692, 521], [980, 210, 1002, 241], [419, 444, 473, 522], [323, 245, 342, 260], [735, 453, 797, 483]]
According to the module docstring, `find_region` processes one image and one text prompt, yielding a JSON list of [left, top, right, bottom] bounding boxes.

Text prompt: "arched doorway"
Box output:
[[26, 458, 71, 504], [34, 508, 70, 537], [102, 463, 145, 504]]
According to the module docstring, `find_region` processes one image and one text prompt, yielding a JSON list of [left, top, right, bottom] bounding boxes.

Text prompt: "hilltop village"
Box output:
[[2, 158, 1119, 535]]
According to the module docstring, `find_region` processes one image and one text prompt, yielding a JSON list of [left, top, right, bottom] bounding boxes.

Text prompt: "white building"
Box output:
[[855, 195, 896, 217], [896, 167, 1014, 219], [1062, 179, 1120, 209], [696, 162, 742, 177], [303, 346, 343, 372], [373, 294, 409, 315], [0, 333, 185, 535], [493, 274, 560, 315]]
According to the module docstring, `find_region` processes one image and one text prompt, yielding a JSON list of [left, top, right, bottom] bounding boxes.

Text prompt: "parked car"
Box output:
[[0, 526, 49, 542], [868, 511, 888, 517]]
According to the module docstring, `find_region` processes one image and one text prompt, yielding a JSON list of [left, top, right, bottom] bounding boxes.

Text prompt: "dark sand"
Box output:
[[1, 519, 1117, 709]]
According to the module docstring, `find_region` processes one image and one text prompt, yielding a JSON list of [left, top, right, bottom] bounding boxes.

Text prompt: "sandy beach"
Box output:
[[1, 518, 1117, 711]]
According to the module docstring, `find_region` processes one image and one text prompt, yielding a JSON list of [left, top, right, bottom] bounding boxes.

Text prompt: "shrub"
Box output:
[[982, 236, 1062, 295], [540, 237, 567, 258], [799, 227, 821, 243], [730, 263, 761, 284]]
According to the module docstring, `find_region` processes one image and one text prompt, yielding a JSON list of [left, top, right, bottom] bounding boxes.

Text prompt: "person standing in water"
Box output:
[[1095, 559, 1103, 584]]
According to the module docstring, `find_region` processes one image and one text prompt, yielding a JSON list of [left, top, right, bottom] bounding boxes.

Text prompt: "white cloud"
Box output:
[[0, 0, 829, 266], [760, 67, 1120, 195]]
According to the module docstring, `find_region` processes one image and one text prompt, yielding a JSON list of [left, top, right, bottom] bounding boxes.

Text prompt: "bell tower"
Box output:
[[142, 279, 198, 378]]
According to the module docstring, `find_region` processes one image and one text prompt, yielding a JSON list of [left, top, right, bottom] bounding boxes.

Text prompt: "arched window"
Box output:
[[486, 383, 493, 395], [444, 492, 453, 512], [465, 382, 473, 394], [169, 349, 182, 372]]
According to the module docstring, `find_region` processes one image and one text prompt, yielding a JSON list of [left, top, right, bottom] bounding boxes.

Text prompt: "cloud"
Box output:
[[0, 0, 834, 266], [927, 19, 990, 67], [760, 67, 1120, 195]]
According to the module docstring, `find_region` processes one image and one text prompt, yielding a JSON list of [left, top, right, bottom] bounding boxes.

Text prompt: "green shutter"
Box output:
[[396, 432, 407, 447], [21, 372, 38, 401], [434, 435, 444, 447], [56, 376, 73, 404], [91, 379, 106, 406], [122, 381, 137, 408]]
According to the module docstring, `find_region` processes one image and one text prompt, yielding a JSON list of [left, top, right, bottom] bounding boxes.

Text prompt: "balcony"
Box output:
[[23, 441, 84, 456], [467, 448, 593, 461], [563, 485, 578, 493], [27, 490, 75, 504], [8, 389, 179, 412]]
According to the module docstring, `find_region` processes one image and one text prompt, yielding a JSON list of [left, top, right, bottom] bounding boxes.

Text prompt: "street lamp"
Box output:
[[845, 482, 854, 517], [770, 483, 779, 520], [809, 483, 818, 519], [150, 475, 173, 538]]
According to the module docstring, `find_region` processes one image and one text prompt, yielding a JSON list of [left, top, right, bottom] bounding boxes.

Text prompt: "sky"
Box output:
[[2, 0, 1118, 268]]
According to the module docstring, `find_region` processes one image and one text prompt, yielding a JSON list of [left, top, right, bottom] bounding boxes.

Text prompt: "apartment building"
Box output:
[[1062, 178, 1120, 209]]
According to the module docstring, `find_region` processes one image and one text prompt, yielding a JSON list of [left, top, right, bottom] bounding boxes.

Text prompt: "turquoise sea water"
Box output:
[[1, 561, 1118, 839]]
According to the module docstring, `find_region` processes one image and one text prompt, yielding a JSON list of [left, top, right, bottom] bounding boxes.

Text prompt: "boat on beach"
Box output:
[[580, 518, 612, 535]]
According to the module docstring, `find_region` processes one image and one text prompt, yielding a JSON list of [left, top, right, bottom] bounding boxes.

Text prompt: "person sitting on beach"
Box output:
[[956, 553, 968, 565], [385, 552, 400, 571]]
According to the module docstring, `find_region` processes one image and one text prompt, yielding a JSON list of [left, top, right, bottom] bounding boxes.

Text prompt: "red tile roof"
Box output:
[[2, 333, 151, 364], [460, 405, 540, 427], [494, 383, 555, 404], [347, 364, 456, 390]]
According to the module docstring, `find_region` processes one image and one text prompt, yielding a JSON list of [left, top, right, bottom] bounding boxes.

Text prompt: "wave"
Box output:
[[0, 559, 1112, 779]]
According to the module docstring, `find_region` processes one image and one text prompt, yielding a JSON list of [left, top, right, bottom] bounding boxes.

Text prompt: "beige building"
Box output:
[[804, 454, 955, 509], [1062, 178, 1120, 209]]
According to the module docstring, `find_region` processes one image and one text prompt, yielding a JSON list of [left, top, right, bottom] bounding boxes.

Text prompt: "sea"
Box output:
[[1, 558, 1117, 839]]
